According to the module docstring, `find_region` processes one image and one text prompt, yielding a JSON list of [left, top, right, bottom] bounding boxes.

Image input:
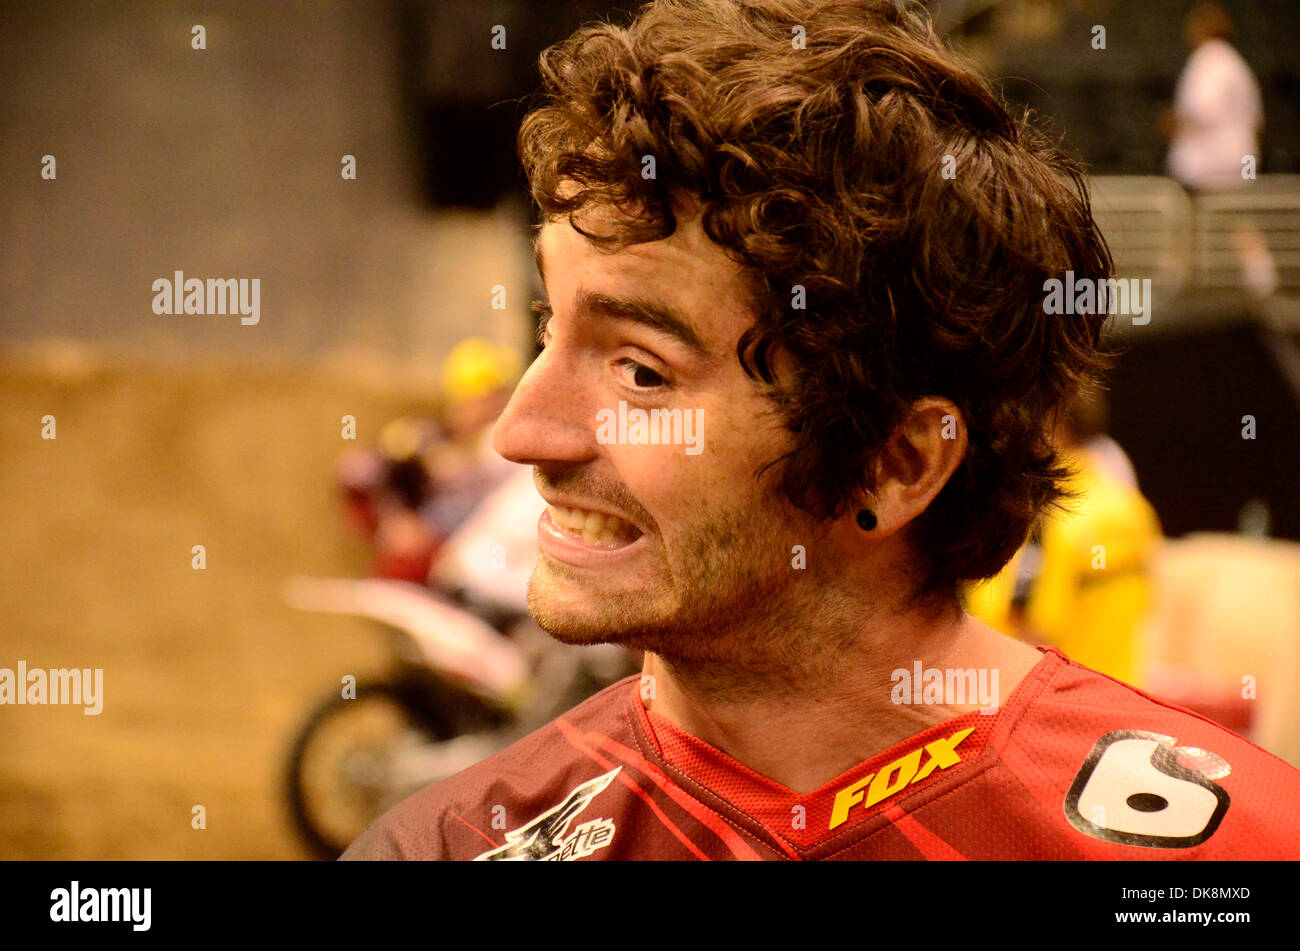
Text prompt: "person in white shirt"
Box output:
[[1164, 2, 1277, 298], [1166, 1, 1263, 192]]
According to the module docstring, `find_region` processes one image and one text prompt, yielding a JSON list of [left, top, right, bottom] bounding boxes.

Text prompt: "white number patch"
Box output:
[[1064, 730, 1230, 848]]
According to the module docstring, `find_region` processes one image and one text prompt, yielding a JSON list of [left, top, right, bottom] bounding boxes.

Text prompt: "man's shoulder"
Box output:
[[999, 650, 1300, 857], [1028, 651, 1268, 747], [340, 675, 639, 860]]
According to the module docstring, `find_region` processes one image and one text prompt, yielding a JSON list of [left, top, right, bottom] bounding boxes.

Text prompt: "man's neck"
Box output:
[[640, 610, 1044, 794]]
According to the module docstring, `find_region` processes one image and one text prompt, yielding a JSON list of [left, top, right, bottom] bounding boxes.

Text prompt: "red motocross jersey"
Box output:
[[340, 647, 1300, 860]]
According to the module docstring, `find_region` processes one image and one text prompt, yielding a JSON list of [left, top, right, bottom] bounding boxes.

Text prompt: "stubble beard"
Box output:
[[526, 493, 861, 700]]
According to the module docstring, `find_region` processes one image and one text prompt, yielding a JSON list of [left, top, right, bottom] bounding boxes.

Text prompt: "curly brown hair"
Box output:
[[518, 0, 1113, 593]]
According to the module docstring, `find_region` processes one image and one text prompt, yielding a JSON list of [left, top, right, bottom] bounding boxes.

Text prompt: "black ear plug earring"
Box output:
[[856, 509, 877, 531]]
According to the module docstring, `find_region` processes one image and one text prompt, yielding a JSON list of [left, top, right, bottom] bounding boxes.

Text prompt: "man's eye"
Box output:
[[615, 358, 667, 389]]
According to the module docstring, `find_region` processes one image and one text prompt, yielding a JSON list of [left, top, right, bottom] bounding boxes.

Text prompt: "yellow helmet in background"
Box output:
[[440, 337, 522, 408]]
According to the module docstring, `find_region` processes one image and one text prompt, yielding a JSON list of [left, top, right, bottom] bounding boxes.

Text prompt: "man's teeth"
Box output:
[[547, 504, 636, 546]]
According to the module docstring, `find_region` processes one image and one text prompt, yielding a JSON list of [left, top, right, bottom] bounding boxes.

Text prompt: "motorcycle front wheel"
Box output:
[[285, 679, 456, 859]]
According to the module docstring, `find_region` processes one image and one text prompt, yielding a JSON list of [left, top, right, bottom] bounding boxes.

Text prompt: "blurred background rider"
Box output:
[[967, 388, 1162, 688], [336, 337, 523, 583]]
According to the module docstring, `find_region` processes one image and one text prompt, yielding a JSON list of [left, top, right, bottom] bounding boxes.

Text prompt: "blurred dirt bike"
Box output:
[[281, 575, 635, 859]]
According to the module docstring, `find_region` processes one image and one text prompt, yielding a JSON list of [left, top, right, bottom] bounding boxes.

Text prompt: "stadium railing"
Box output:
[[1089, 174, 1300, 296]]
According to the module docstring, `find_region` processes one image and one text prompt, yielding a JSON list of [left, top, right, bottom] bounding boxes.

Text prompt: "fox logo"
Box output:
[[475, 768, 620, 861]]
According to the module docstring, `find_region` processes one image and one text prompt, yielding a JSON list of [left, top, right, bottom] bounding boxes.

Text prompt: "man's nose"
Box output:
[[492, 346, 594, 466]]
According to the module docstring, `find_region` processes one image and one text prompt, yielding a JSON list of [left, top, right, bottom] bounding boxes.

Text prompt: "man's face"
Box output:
[[492, 207, 841, 663]]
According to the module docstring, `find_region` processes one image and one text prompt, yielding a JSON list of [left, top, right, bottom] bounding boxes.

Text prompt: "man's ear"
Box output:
[[864, 398, 967, 537]]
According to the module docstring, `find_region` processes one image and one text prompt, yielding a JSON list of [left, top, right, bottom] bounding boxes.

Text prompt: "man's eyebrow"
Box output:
[[574, 286, 712, 357]]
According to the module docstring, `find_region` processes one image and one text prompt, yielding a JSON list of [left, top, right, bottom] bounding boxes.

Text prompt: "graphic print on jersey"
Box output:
[[474, 767, 621, 861], [1063, 730, 1232, 849]]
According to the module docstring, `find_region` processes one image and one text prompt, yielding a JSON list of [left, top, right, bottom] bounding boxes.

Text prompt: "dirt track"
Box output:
[[0, 348, 434, 858]]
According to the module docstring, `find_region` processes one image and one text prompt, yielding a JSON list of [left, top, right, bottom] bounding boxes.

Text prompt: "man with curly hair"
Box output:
[[343, 0, 1300, 860]]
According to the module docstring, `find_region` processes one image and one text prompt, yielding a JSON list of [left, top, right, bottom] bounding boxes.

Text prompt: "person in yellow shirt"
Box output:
[[967, 389, 1162, 686]]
